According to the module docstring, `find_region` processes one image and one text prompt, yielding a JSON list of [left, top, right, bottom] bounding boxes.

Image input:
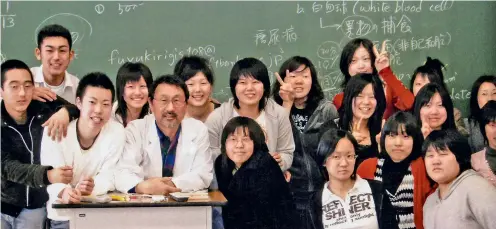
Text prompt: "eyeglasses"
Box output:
[[153, 98, 186, 107], [327, 154, 358, 162]]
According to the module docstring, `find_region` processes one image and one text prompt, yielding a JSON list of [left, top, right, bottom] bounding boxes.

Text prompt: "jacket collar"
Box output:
[[1, 100, 45, 127]]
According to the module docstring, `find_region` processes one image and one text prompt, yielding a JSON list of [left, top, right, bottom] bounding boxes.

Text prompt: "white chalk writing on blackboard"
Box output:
[[118, 2, 144, 15], [34, 13, 93, 46], [255, 26, 298, 46], [381, 14, 412, 35], [95, 4, 105, 15], [320, 15, 378, 39], [108, 45, 216, 66]]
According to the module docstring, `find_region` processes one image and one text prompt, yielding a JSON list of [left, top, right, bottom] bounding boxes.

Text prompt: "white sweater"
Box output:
[[41, 119, 125, 220]]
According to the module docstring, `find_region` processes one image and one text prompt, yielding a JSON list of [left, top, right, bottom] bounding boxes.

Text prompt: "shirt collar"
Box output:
[[155, 122, 181, 142], [323, 175, 365, 197], [34, 65, 75, 89]]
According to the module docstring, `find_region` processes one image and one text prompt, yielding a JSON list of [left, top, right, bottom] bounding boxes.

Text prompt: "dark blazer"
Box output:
[[215, 150, 298, 229]]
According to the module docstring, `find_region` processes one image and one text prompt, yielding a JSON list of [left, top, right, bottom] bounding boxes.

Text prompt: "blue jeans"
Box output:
[[49, 220, 69, 229], [1, 207, 47, 229], [212, 206, 224, 229]]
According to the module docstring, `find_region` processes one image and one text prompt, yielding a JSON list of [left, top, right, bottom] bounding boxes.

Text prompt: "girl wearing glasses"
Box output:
[[314, 129, 382, 229], [357, 112, 435, 229]]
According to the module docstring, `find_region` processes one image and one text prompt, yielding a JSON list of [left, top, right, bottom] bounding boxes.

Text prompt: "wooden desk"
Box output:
[[53, 191, 227, 229]]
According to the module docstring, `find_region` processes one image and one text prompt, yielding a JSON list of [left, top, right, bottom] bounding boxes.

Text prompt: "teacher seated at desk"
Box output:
[[115, 75, 213, 195]]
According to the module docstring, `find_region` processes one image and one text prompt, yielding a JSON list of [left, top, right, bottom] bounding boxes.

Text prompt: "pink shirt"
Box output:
[[471, 149, 496, 186]]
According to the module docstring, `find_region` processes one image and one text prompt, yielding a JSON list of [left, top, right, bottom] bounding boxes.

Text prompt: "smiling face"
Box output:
[[123, 76, 149, 111], [477, 82, 496, 108], [348, 45, 373, 77], [235, 75, 264, 108], [149, 83, 187, 130], [76, 86, 113, 131], [325, 137, 356, 182], [420, 92, 448, 130], [352, 83, 377, 120], [225, 127, 254, 168], [35, 36, 74, 79], [186, 72, 213, 107]]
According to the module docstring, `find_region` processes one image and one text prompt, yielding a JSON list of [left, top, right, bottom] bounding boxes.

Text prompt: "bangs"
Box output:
[[481, 108, 496, 125], [383, 122, 411, 137], [120, 71, 143, 83]]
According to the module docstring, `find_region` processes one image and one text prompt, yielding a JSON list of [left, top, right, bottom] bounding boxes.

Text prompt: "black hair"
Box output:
[[229, 58, 271, 110], [76, 72, 115, 102], [271, 56, 324, 108], [339, 38, 377, 88], [149, 74, 189, 101], [37, 24, 72, 50], [479, 100, 496, 144], [413, 83, 456, 130], [339, 73, 386, 140], [316, 129, 359, 181], [410, 57, 448, 93], [219, 116, 269, 170], [422, 129, 472, 174], [468, 75, 496, 122], [115, 62, 153, 127], [173, 55, 214, 85], [380, 111, 424, 160], [1, 59, 34, 89]]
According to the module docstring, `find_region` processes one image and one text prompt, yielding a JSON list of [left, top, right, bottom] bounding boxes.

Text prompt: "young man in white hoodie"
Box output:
[[41, 72, 125, 229], [422, 129, 496, 229]]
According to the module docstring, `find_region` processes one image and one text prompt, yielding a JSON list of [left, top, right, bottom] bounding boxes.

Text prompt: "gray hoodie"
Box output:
[[423, 169, 496, 229]]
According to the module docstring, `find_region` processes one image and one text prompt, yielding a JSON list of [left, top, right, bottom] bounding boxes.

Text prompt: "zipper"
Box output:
[[7, 116, 35, 207]]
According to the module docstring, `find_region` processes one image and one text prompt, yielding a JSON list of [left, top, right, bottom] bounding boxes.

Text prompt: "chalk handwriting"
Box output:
[[0, 51, 6, 63], [381, 14, 412, 35], [118, 2, 144, 15], [394, 0, 423, 13], [353, 0, 391, 15], [1, 14, 15, 29], [34, 13, 93, 45], [108, 45, 216, 66], [429, 0, 454, 12], [95, 4, 105, 14], [392, 32, 452, 53], [321, 15, 378, 38], [255, 26, 298, 46], [296, 3, 304, 14]]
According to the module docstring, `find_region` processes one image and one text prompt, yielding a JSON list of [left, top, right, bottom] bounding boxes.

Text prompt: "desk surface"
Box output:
[[53, 191, 227, 209]]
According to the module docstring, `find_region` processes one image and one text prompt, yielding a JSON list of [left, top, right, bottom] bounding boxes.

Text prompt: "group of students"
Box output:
[[1, 23, 495, 229]]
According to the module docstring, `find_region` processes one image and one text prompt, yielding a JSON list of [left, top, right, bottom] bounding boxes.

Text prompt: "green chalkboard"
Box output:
[[1, 1, 496, 115]]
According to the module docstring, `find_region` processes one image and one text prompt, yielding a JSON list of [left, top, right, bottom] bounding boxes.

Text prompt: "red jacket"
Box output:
[[357, 157, 435, 229], [333, 67, 414, 120]]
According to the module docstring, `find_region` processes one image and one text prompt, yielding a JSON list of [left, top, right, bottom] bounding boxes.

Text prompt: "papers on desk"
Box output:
[[170, 190, 209, 200]]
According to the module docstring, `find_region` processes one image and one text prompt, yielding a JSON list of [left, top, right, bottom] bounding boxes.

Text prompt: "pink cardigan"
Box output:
[[471, 149, 496, 186]]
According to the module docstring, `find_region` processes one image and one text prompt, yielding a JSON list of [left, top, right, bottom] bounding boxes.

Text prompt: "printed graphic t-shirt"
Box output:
[[321, 176, 379, 229]]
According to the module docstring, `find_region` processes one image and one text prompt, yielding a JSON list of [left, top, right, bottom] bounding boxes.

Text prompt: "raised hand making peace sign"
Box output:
[[275, 70, 296, 112], [373, 40, 390, 72], [351, 116, 370, 145]]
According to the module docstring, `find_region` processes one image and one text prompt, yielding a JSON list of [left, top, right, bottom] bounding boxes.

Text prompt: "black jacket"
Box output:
[[1, 98, 78, 217], [313, 179, 384, 229], [215, 150, 298, 229]]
